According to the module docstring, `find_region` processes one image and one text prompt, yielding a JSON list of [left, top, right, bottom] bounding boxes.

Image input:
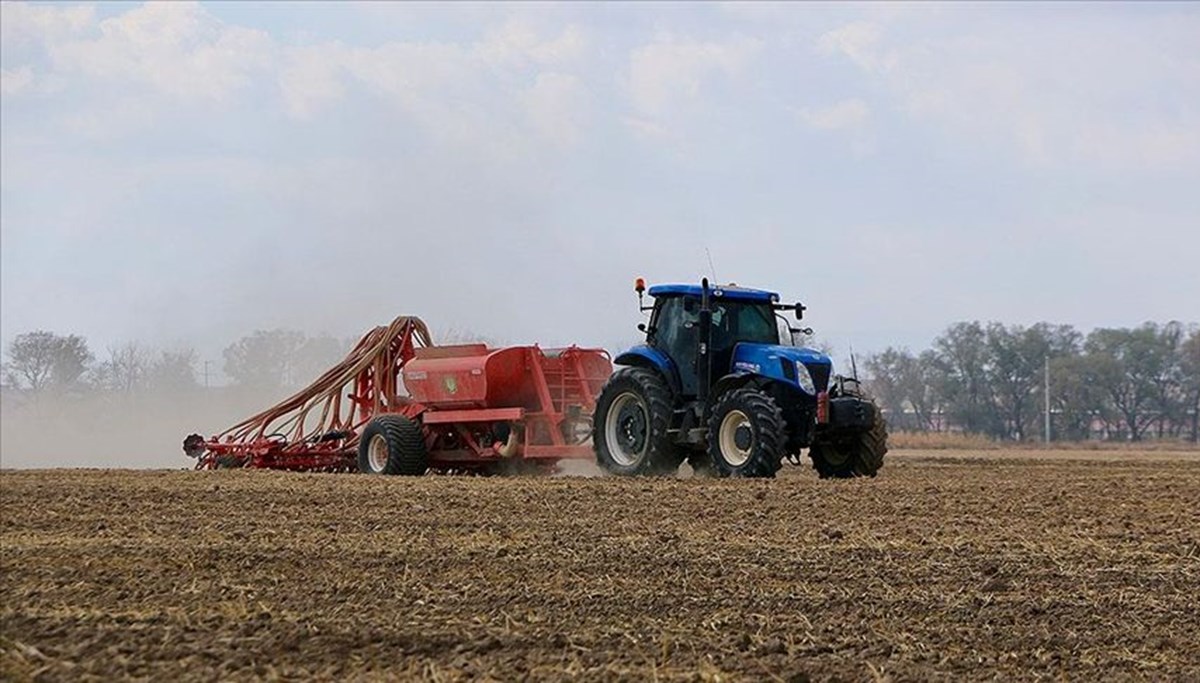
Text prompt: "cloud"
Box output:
[[272, 20, 592, 149], [621, 115, 674, 141], [815, 13, 1200, 169], [520, 72, 591, 148], [3, 3, 596, 153], [278, 43, 347, 120], [46, 2, 273, 103], [816, 21, 890, 74], [796, 98, 870, 131], [0, 2, 94, 45], [1, 66, 35, 96], [627, 34, 762, 117], [475, 19, 587, 68]]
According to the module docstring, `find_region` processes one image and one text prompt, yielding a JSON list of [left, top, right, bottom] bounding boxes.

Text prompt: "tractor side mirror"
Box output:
[[788, 326, 814, 346], [795, 302, 807, 320]]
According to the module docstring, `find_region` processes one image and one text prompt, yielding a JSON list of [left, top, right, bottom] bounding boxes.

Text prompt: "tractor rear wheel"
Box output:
[[809, 402, 887, 478], [358, 414, 428, 475], [594, 367, 683, 476], [706, 387, 786, 478]]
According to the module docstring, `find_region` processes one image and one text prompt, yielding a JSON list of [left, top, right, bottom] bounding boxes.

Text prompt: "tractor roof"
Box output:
[[647, 283, 780, 304]]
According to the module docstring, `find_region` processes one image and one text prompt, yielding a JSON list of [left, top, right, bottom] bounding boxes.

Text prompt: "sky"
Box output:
[[2, 1, 1198, 369]]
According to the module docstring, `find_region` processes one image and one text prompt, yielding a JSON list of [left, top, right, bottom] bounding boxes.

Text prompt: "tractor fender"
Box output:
[[613, 345, 681, 395], [710, 372, 763, 399], [711, 371, 807, 402]]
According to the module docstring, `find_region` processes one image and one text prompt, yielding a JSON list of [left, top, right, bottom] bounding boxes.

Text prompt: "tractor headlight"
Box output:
[[794, 361, 816, 394]]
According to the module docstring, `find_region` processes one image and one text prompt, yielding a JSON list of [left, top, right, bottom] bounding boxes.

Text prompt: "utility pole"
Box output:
[[1044, 356, 1051, 444], [204, 360, 211, 389]]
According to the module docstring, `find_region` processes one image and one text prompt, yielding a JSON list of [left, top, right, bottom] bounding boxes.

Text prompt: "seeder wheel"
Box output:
[[357, 415, 428, 475]]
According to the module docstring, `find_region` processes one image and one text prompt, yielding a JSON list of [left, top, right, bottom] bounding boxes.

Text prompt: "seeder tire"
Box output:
[[593, 367, 683, 476], [809, 402, 888, 479], [358, 414, 428, 476]]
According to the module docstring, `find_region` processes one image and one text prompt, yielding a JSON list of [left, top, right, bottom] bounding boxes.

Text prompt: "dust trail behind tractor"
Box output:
[[184, 316, 612, 474]]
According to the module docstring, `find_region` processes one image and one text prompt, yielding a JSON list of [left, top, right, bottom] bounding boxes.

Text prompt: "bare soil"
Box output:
[[3, 451, 1198, 681]]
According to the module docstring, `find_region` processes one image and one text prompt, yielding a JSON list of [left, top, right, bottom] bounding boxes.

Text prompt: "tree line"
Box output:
[[863, 321, 1200, 443], [1, 329, 352, 400], [6, 321, 1198, 444], [1, 326, 494, 402]]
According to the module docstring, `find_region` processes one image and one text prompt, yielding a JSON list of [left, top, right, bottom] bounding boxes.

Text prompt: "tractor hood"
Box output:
[[731, 343, 833, 394]]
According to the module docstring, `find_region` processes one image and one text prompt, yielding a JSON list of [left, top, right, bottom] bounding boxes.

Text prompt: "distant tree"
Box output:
[[866, 348, 945, 432], [4, 332, 56, 392], [929, 322, 997, 436], [146, 349, 200, 394], [1050, 353, 1111, 441], [908, 350, 944, 431], [95, 342, 151, 394], [1148, 321, 1189, 438], [984, 322, 1080, 441], [4, 331, 93, 394], [1181, 328, 1200, 443], [436, 326, 500, 347], [1084, 324, 1176, 441], [864, 349, 907, 427], [223, 329, 305, 389], [293, 335, 348, 387]]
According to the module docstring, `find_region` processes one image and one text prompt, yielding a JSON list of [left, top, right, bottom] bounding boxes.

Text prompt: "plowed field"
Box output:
[[3, 451, 1199, 681]]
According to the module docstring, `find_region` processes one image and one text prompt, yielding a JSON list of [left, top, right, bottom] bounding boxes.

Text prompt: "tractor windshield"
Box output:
[[711, 301, 780, 348]]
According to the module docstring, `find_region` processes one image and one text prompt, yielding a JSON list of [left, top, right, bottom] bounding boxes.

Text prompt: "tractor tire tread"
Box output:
[[594, 367, 683, 476], [810, 401, 888, 479], [358, 414, 428, 476], [707, 387, 786, 479]]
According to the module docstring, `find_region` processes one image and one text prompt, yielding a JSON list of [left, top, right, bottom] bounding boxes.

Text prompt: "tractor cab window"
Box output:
[[651, 295, 780, 397], [711, 301, 780, 348], [651, 296, 701, 395]]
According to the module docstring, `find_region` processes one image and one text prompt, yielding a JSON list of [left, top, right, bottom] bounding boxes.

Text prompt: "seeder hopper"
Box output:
[[184, 316, 612, 475]]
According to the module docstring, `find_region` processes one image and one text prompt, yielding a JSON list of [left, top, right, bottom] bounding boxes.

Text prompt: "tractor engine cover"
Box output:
[[828, 396, 877, 431]]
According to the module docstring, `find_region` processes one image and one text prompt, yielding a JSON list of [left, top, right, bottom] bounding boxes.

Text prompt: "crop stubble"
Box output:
[[2, 451, 1198, 681]]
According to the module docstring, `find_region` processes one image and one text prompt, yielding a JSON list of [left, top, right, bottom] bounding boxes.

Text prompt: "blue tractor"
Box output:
[[593, 278, 887, 478]]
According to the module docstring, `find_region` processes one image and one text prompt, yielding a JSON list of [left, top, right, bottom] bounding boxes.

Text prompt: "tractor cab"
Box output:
[[642, 284, 783, 396]]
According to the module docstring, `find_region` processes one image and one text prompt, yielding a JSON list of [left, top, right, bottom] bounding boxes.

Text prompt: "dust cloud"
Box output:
[[0, 386, 295, 469]]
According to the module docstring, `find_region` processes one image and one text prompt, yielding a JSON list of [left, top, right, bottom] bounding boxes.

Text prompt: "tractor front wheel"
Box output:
[[809, 402, 888, 478], [594, 368, 683, 476], [706, 387, 786, 478], [358, 414, 428, 475]]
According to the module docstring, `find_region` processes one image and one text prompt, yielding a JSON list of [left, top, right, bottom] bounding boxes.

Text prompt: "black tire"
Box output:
[[706, 387, 786, 478], [357, 414, 428, 475], [593, 367, 683, 476], [809, 402, 887, 478]]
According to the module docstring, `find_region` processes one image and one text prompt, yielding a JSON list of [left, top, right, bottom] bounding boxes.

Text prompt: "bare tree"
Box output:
[[984, 322, 1081, 441], [293, 335, 349, 387], [5, 332, 57, 392], [4, 331, 94, 394], [929, 322, 997, 436], [146, 349, 200, 394], [1084, 324, 1174, 442], [866, 348, 944, 432], [1179, 327, 1200, 443], [95, 342, 151, 394], [223, 330, 305, 389], [436, 326, 500, 347]]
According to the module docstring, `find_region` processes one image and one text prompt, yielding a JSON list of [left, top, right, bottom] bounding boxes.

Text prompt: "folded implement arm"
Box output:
[[184, 316, 432, 471]]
